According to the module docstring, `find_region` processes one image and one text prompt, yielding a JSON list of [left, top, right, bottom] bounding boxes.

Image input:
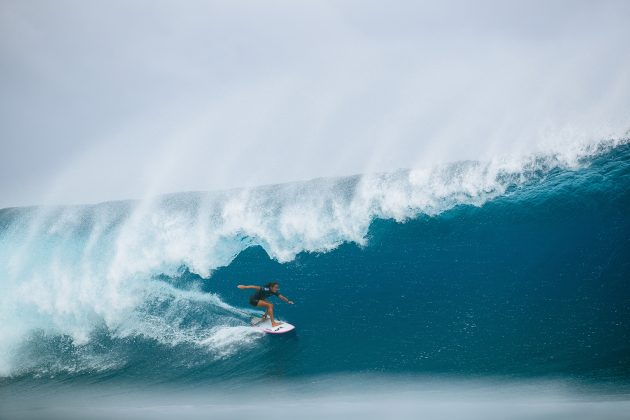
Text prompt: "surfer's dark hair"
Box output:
[[266, 281, 279, 288]]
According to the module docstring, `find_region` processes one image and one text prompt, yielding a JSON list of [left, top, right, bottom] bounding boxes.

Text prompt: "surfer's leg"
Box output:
[[257, 300, 272, 319], [257, 300, 281, 327]]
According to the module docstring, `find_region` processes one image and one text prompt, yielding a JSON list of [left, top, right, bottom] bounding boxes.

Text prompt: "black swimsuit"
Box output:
[[249, 286, 278, 306]]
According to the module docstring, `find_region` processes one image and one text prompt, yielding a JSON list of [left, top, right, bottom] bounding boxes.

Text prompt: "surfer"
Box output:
[[237, 282, 294, 327]]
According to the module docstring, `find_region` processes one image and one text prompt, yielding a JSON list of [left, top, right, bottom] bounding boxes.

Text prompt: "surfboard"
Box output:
[[251, 316, 295, 334]]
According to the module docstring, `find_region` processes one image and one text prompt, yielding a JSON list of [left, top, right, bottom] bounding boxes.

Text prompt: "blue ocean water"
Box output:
[[1, 140, 629, 418]]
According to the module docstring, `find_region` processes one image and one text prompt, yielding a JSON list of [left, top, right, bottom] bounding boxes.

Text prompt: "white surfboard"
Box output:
[[251, 316, 295, 334]]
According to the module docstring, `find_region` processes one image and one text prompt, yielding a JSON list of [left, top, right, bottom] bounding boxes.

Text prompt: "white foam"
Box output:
[[199, 326, 264, 359]]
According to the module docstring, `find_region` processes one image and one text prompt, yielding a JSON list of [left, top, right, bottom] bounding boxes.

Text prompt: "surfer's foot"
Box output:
[[271, 321, 283, 327]]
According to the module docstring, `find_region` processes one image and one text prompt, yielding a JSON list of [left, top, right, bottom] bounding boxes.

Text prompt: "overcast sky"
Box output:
[[1, 0, 629, 208]]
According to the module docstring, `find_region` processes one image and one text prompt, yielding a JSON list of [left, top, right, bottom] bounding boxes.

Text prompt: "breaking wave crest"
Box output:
[[0, 137, 627, 377]]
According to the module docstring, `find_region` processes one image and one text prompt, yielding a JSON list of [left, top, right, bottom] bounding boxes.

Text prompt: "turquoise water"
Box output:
[[1, 141, 629, 418]]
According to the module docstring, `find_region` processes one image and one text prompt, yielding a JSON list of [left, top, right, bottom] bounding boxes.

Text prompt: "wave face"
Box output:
[[0, 140, 629, 385]]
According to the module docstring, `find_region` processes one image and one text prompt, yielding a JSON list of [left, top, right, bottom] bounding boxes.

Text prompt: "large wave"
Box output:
[[0, 137, 627, 377]]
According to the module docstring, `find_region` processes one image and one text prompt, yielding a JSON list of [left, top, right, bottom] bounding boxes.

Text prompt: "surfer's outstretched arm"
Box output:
[[278, 294, 294, 305], [237, 285, 260, 290]]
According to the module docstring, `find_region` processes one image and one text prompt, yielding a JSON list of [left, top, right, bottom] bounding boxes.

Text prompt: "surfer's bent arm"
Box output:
[[278, 294, 294, 304], [237, 285, 260, 290]]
